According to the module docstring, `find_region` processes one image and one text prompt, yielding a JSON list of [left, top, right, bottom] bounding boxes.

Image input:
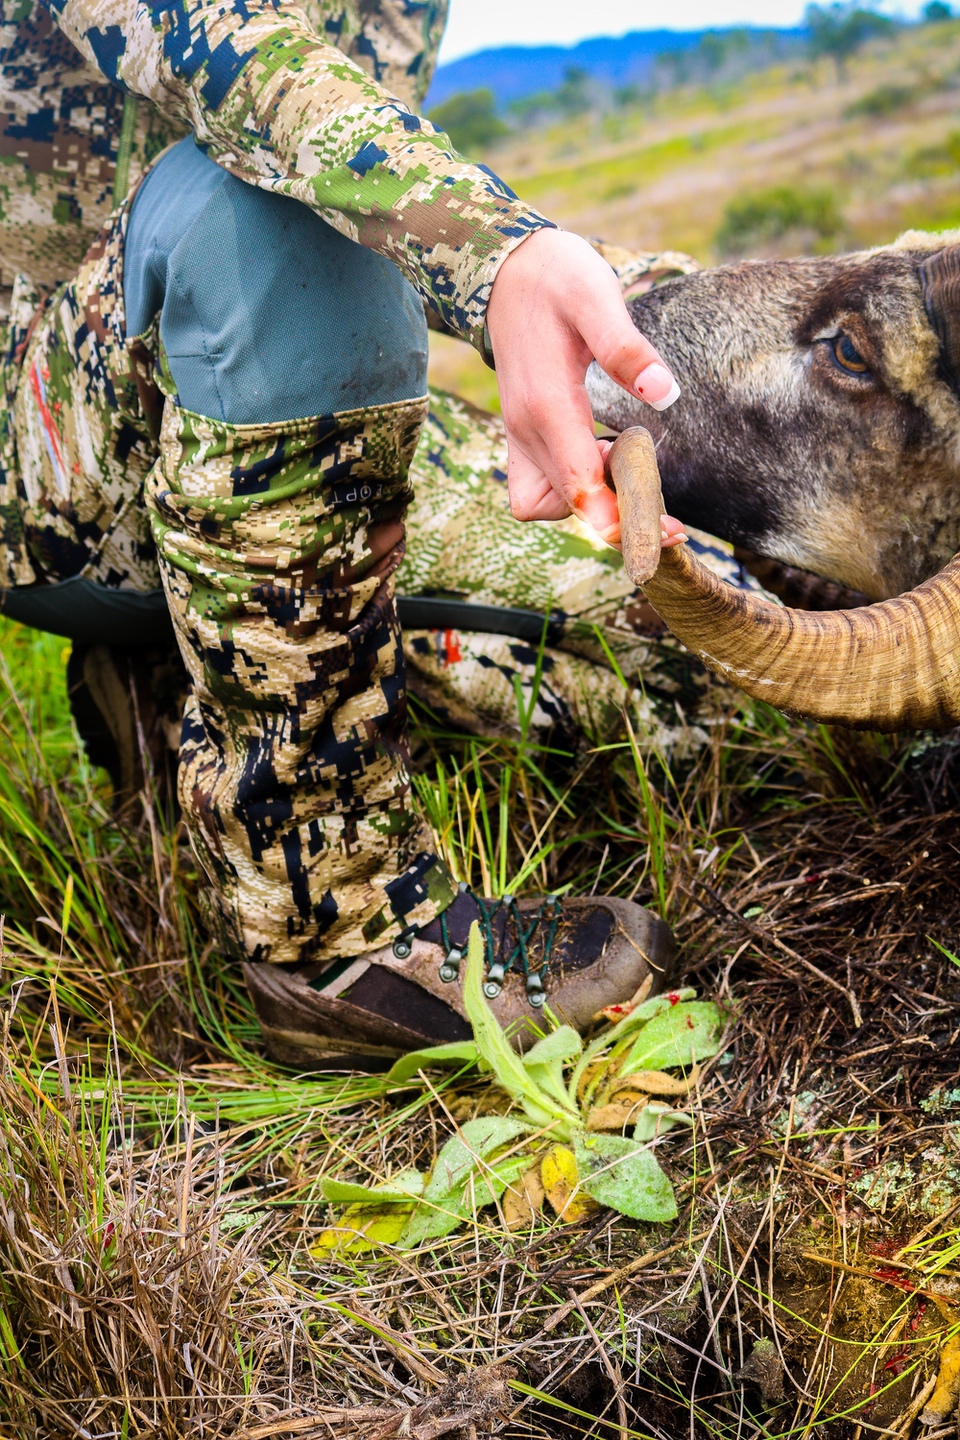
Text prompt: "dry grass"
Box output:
[[2, 611, 960, 1437]]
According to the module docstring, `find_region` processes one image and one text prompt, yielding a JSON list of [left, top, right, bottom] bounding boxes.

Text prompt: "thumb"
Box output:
[[586, 305, 682, 413]]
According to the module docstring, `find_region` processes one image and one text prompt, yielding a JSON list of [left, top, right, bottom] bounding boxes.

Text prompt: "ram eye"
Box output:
[[830, 333, 871, 375]]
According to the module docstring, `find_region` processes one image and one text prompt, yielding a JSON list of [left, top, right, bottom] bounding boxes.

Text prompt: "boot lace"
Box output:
[[436, 890, 561, 1008]]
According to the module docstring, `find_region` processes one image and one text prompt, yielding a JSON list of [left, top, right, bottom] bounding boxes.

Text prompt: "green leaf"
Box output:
[[398, 1152, 532, 1247], [398, 1192, 474, 1247], [461, 923, 578, 1134], [523, 1026, 582, 1109], [630, 988, 697, 1024], [522, 1027, 583, 1068], [320, 1169, 426, 1205], [312, 1201, 416, 1253], [566, 989, 698, 1107], [385, 1041, 481, 1084], [620, 1001, 724, 1073], [632, 1103, 694, 1142], [573, 1131, 678, 1222], [471, 1152, 532, 1208], [424, 1116, 531, 1200]]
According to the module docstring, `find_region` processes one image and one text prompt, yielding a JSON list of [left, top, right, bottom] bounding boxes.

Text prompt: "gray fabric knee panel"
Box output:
[[124, 138, 429, 424]]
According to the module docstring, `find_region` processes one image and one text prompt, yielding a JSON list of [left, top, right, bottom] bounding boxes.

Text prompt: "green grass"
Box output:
[[2, 612, 958, 1434], [512, 119, 771, 211]]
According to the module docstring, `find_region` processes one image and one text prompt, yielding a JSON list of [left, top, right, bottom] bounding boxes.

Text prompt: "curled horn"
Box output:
[[919, 244, 960, 397], [609, 426, 960, 732]]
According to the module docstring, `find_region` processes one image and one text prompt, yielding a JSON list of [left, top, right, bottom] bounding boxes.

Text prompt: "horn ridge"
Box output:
[[919, 246, 960, 399], [643, 542, 960, 732]]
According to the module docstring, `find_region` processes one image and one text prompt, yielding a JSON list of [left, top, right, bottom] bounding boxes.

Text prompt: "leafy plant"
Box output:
[[427, 89, 508, 156], [715, 184, 842, 256], [805, 4, 895, 80], [845, 82, 919, 118], [924, 1, 953, 21], [315, 924, 726, 1250]]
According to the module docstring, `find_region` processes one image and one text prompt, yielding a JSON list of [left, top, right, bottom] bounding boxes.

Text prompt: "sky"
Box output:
[[438, 0, 930, 63]]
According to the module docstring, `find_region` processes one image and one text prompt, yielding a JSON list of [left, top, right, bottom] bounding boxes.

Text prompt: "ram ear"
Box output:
[[919, 245, 960, 397]]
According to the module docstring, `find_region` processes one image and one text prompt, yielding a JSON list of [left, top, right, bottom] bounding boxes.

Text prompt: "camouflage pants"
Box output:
[[0, 198, 749, 964], [0, 198, 455, 964]]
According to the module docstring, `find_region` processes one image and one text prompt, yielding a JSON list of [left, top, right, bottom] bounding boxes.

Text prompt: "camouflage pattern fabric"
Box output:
[[9, 203, 159, 594], [0, 0, 753, 967], [589, 241, 702, 294], [399, 243, 746, 756], [401, 390, 756, 754], [148, 388, 455, 965], [6, 197, 455, 963], [0, 2, 182, 298], [0, 146, 746, 963], [5, 0, 547, 349]]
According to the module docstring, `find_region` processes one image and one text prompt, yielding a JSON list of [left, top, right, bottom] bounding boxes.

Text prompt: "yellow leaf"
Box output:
[[541, 1145, 599, 1223], [921, 1322, 960, 1424], [310, 1202, 413, 1255], [502, 1164, 546, 1231], [616, 1064, 700, 1097], [576, 1060, 607, 1107], [586, 1095, 650, 1132]]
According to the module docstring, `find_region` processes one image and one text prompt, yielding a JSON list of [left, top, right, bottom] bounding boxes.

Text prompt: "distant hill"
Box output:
[[425, 28, 806, 111]]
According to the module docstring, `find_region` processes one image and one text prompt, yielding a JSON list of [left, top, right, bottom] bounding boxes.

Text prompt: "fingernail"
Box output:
[[636, 362, 681, 411]]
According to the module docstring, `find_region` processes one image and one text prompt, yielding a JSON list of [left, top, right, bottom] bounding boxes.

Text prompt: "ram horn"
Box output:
[[608, 427, 960, 731]]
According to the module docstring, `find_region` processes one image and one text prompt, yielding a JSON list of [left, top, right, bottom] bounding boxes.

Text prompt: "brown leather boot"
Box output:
[[243, 886, 675, 1071]]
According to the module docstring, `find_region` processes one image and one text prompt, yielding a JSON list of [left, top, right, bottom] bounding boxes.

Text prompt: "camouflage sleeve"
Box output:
[[326, 1, 451, 112], [38, 0, 552, 349]]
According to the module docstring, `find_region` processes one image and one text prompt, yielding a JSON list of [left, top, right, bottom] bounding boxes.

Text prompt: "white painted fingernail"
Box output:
[[649, 378, 682, 412], [635, 361, 681, 410]]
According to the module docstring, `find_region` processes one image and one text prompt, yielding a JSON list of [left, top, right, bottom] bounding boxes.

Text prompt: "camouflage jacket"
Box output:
[[0, 1, 550, 348]]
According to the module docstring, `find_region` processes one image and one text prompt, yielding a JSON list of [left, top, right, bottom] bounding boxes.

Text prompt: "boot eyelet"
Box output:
[[439, 945, 463, 983], [483, 960, 506, 999], [392, 938, 412, 959], [526, 976, 546, 1007]]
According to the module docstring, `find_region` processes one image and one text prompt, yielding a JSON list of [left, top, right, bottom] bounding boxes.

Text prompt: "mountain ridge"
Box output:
[[425, 27, 806, 110]]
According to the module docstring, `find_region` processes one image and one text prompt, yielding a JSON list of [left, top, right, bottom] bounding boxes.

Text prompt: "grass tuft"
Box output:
[[2, 613, 960, 1434]]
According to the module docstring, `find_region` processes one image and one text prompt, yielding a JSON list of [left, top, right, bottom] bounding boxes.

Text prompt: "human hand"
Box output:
[[595, 437, 688, 551], [485, 228, 683, 547]]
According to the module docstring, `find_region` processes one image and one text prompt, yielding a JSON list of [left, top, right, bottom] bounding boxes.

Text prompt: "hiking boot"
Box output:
[[243, 885, 675, 1071]]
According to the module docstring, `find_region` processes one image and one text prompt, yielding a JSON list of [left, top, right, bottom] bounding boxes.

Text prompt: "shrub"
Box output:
[[428, 89, 508, 156], [845, 82, 919, 117], [911, 129, 960, 174], [613, 82, 643, 108], [556, 65, 593, 116], [715, 185, 842, 254]]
